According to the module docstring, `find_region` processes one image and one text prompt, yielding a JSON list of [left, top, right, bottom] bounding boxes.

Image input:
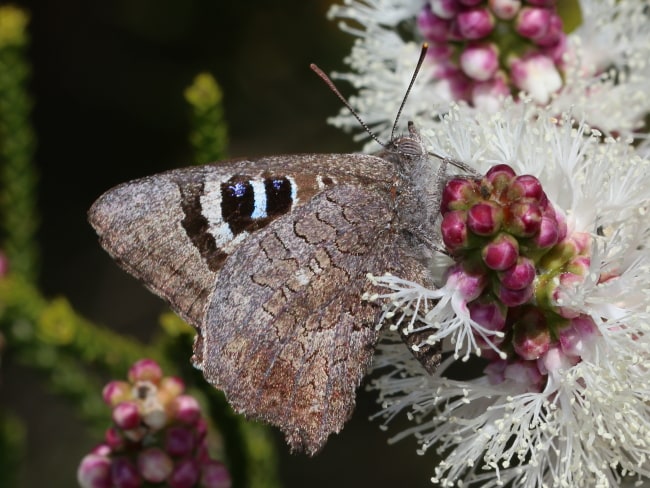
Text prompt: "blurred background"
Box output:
[[1, 1, 436, 487]]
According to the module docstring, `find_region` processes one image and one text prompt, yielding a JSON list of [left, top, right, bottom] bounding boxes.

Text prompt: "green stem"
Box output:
[[0, 6, 39, 282]]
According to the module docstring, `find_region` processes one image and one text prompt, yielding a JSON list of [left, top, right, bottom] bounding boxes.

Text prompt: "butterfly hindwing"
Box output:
[[197, 182, 409, 454]]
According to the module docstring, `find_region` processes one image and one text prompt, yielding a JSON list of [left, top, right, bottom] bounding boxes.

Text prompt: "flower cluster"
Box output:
[[328, 0, 650, 144], [367, 101, 650, 487], [77, 359, 231, 488], [418, 0, 566, 107], [438, 162, 604, 379]]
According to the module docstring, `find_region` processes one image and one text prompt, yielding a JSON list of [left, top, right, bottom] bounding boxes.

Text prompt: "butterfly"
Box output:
[[88, 44, 474, 455]]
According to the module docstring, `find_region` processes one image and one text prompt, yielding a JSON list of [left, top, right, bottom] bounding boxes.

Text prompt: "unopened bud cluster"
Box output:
[[77, 359, 231, 488], [440, 164, 598, 389], [418, 0, 566, 107]]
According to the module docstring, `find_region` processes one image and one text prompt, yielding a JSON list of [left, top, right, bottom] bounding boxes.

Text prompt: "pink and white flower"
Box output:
[[365, 101, 650, 487]]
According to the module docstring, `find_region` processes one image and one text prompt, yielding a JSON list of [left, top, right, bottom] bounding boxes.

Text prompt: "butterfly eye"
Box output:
[[392, 136, 425, 160]]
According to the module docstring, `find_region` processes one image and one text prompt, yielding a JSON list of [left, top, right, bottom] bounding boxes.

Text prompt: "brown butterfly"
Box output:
[[88, 45, 473, 455]]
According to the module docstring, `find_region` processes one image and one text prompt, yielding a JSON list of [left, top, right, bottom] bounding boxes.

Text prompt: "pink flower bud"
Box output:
[[506, 201, 542, 237], [78, 454, 112, 488], [533, 216, 559, 249], [467, 201, 502, 236], [112, 401, 141, 430], [111, 457, 142, 488], [102, 381, 131, 407], [137, 447, 173, 483], [105, 427, 125, 450], [430, 0, 459, 19], [91, 444, 112, 457], [169, 459, 200, 488], [460, 43, 499, 81], [471, 72, 510, 111], [434, 67, 474, 101], [512, 307, 550, 360], [509, 174, 544, 201], [441, 210, 469, 251], [441, 177, 480, 214], [201, 460, 232, 488], [510, 53, 562, 104], [488, 0, 521, 20], [484, 164, 516, 194], [468, 299, 507, 331], [535, 13, 563, 47], [482, 233, 519, 270], [166, 426, 196, 457], [539, 344, 578, 374], [504, 359, 545, 391], [446, 264, 487, 302], [499, 257, 535, 290], [160, 376, 185, 397], [559, 315, 599, 358], [172, 395, 201, 425], [428, 44, 454, 64], [456, 8, 495, 40], [128, 358, 163, 384], [498, 282, 533, 307], [542, 32, 568, 64], [516, 7, 552, 40], [418, 7, 450, 42], [569, 232, 591, 255]]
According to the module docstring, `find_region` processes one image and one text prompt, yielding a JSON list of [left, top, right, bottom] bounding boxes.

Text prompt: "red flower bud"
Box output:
[[482, 233, 519, 270], [128, 358, 163, 384], [441, 210, 470, 251], [467, 201, 502, 236]]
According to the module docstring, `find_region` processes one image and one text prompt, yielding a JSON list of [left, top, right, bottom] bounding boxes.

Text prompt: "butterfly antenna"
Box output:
[[390, 43, 429, 141], [310, 63, 388, 149], [312, 43, 429, 148]]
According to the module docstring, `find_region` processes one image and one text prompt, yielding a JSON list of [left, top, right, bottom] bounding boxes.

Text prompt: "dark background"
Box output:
[[2, 1, 435, 486]]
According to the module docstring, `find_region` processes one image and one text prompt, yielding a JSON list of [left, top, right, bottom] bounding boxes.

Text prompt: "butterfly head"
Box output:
[[389, 121, 427, 156], [379, 120, 430, 174]]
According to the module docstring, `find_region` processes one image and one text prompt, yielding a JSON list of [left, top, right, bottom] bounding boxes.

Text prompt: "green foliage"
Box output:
[[558, 0, 582, 33], [0, 6, 38, 282], [185, 72, 229, 164], [0, 6, 280, 488], [0, 410, 26, 488]]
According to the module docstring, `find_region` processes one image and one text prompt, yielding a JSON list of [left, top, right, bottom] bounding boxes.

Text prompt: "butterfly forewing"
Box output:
[[89, 156, 391, 326], [89, 169, 219, 327]]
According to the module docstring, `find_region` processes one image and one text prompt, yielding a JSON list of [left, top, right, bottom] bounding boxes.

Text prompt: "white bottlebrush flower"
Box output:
[[327, 0, 650, 147], [365, 100, 650, 487]]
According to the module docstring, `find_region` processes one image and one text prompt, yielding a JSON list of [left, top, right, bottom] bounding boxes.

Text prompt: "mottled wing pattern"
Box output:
[[88, 156, 391, 328], [198, 183, 410, 454], [88, 167, 220, 327], [88, 154, 431, 454]]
